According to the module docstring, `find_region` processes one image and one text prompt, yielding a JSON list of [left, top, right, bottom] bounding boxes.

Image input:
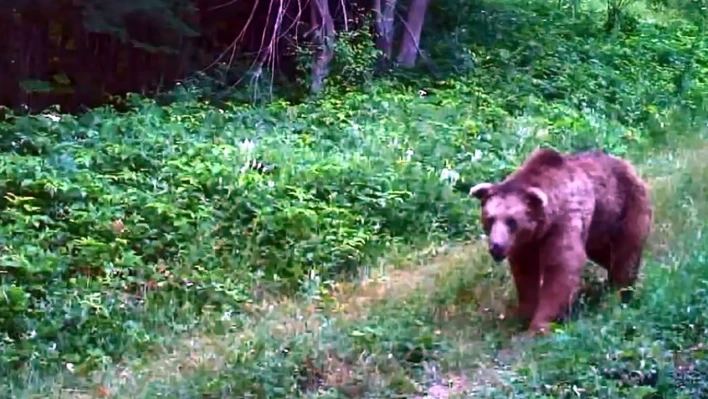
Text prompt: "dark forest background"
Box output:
[[0, 0, 438, 113]]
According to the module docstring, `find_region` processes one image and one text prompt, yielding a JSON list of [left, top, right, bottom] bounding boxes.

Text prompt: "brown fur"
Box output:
[[469, 148, 653, 334]]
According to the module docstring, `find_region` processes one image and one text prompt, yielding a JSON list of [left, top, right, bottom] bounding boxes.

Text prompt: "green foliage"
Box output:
[[425, 0, 707, 132], [3, 0, 708, 395], [326, 19, 384, 91], [295, 17, 383, 94]]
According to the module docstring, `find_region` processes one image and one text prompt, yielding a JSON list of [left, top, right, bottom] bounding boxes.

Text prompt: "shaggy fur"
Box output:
[[469, 148, 653, 334]]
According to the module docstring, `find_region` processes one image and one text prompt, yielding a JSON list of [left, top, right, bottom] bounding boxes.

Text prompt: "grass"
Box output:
[[25, 134, 708, 398], [2, 0, 708, 396]]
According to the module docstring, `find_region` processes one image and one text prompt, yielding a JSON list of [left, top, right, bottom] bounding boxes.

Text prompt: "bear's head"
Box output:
[[468, 182, 548, 262]]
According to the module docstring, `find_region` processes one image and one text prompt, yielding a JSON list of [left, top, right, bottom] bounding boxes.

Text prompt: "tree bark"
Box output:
[[310, 0, 335, 94], [396, 0, 430, 68], [373, 0, 397, 61], [11, 12, 50, 111]]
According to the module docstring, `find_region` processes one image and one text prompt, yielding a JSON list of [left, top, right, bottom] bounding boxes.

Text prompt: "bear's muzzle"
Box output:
[[489, 242, 507, 262]]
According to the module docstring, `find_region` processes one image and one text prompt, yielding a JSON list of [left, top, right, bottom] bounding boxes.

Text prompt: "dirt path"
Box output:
[[55, 242, 488, 398]]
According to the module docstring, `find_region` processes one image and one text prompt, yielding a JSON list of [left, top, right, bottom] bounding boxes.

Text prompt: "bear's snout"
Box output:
[[489, 242, 507, 262]]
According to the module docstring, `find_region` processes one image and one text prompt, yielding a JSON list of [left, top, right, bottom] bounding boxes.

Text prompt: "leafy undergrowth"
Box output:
[[24, 137, 708, 398], [2, 0, 708, 396]]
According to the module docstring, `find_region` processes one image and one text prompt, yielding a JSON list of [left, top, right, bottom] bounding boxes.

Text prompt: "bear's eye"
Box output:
[[483, 217, 495, 232], [505, 218, 517, 231]]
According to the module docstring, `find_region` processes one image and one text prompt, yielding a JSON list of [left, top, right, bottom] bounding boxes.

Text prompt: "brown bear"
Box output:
[[468, 147, 653, 335]]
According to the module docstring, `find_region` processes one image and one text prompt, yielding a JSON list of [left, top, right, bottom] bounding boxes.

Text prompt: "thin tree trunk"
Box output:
[[310, 0, 335, 94], [249, 0, 286, 101], [374, 0, 397, 61], [396, 0, 430, 68], [14, 14, 50, 112]]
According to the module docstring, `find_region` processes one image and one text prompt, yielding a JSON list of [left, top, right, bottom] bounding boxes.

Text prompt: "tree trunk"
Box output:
[[396, 0, 430, 68], [12, 12, 50, 112], [249, 0, 287, 101], [310, 0, 335, 94], [374, 0, 397, 61]]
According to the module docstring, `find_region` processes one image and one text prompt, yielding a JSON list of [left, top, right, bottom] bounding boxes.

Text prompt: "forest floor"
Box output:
[[56, 136, 708, 398]]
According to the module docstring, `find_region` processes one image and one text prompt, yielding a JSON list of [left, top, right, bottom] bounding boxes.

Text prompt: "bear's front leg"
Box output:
[[528, 234, 586, 334], [509, 256, 541, 322]]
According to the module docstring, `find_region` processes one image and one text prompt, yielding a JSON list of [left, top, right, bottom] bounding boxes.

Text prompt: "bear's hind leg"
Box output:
[[607, 241, 645, 304], [608, 173, 652, 303], [607, 206, 651, 303]]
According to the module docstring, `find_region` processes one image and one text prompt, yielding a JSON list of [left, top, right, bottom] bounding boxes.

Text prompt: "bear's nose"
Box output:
[[489, 243, 507, 262]]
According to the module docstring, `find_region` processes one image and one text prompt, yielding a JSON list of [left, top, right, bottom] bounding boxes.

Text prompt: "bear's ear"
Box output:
[[524, 186, 549, 210], [469, 182, 495, 201]]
